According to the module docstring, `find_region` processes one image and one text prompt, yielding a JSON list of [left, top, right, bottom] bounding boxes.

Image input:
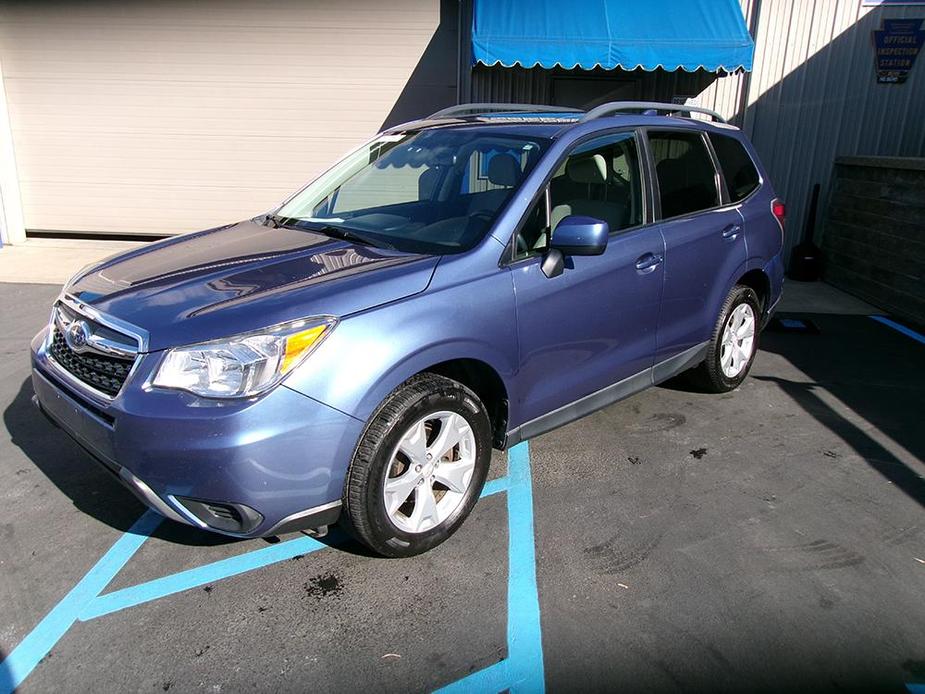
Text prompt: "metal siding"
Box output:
[[714, 0, 925, 259], [0, 0, 447, 235]]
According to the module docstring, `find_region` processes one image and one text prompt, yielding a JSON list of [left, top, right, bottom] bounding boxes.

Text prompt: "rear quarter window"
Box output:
[[709, 133, 760, 202]]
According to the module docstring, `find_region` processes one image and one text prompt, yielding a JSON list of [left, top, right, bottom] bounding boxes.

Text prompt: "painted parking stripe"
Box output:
[[0, 511, 162, 694], [82, 476, 510, 620], [870, 315, 925, 346], [80, 533, 328, 620], [435, 441, 545, 694], [0, 445, 539, 693]]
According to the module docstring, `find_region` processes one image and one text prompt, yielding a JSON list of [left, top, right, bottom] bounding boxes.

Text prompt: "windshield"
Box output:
[[275, 129, 550, 254]]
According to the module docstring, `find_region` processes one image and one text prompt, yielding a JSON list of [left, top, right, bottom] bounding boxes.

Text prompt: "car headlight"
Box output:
[[151, 317, 336, 398]]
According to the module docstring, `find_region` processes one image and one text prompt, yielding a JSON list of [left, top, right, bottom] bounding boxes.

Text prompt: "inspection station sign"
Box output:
[[871, 18, 924, 83]]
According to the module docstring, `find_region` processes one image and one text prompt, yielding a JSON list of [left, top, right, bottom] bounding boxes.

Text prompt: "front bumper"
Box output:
[[30, 326, 364, 537]]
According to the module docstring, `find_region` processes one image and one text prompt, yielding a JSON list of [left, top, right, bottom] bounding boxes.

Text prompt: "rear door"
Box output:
[[646, 128, 747, 363]]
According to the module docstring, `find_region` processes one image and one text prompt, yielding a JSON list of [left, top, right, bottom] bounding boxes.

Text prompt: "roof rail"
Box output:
[[428, 102, 583, 119], [580, 101, 727, 124]]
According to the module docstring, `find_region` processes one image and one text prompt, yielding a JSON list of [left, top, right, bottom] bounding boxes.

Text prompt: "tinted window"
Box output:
[[649, 131, 719, 219], [515, 131, 643, 258], [709, 133, 760, 202]]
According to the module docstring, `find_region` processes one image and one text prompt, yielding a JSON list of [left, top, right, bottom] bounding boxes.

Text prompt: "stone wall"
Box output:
[[822, 156, 925, 325]]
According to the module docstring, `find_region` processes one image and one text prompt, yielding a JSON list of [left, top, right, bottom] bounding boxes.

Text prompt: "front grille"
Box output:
[[49, 328, 135, 396]]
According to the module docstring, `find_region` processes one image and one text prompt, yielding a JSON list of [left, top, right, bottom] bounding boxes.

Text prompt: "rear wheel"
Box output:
[[342, 373, 491, 557], [692, 285, 761, 393]]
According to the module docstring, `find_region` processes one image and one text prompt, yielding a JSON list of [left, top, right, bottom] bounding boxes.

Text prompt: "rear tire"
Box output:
[[691, 285, 761, 393], [342, 373, 492, 557]]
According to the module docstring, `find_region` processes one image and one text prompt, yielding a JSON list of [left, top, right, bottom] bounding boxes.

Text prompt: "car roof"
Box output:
[[386, 102, 742, 141]]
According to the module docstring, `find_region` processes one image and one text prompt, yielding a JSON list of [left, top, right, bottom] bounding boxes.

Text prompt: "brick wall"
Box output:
[[822, 156, 925, 325]]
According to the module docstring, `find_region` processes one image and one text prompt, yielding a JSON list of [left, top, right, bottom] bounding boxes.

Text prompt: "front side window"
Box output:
[[709, 133, 760, 202], [515, 131, 644, 258], [276, 130, 549, 255], [649, 131, 720, 219]]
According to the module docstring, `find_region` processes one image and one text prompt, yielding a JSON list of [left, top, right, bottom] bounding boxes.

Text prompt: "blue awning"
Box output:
[[471, 0, 754, 73]]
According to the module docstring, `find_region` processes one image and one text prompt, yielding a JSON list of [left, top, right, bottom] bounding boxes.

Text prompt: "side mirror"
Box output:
[[551, 215, 609, 255], [541, 215, 609, 278]]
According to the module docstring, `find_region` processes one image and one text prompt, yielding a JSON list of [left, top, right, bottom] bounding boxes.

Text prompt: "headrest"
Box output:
[[418, 167, 441, 199], [487, 153, 521, 187], [567, 154, 608, 184], [656, 157, 686, 186]]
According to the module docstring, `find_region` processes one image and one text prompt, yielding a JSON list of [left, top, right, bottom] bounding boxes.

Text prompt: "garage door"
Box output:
[[0, 0, 452, 236]]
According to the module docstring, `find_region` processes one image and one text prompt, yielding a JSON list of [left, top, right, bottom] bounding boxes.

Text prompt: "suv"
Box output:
[[31, 101, 784, 556]]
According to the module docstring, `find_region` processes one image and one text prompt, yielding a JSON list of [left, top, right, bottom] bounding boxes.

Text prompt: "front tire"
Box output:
[[342, 373, 492, 557], [692, 285, 761, 393]]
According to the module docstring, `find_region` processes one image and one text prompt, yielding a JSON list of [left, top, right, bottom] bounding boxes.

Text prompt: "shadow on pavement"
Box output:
[[758, 313, 925, 509], [3, 377, 375, 553], [4, 378, 237, 547]]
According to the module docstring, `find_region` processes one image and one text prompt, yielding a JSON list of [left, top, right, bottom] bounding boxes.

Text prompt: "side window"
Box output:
[[513, 131, 644, 260], [709, 133, 760, 202], [649, 131, 720, 219]]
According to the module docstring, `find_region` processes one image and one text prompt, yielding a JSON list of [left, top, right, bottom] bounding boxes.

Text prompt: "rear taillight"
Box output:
[[771, 198, 786, 246]]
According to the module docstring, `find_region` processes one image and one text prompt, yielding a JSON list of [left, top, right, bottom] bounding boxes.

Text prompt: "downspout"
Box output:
[[736, 0, 762, 134], [457, 0, 473, 104]]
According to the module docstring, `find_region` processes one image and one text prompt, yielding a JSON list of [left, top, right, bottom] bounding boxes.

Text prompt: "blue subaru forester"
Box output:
[[31, 102, 784, 556]]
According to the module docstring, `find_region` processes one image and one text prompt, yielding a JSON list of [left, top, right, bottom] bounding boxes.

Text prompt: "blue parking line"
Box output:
[[870, 315, 925, 346], [481, 475, 510, 498], [80, 533, 328, 620], [435, 441, 545, 694], [83, 476, 510, 620], [0, 511, 162, 694], [0, 444, 539, 693]]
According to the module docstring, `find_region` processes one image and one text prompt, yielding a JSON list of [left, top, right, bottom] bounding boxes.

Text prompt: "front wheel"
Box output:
[[691, 285, 761, 393], [342, 373, 492, 557]]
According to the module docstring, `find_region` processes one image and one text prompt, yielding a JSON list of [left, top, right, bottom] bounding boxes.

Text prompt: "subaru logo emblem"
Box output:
[[65, 320, 92, 352]]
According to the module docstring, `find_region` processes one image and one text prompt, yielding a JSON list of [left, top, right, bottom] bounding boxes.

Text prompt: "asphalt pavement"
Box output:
[[1, 281, 923, 693]]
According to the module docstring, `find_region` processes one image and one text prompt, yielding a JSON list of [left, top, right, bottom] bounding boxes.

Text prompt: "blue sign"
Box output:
[[872, 18, 924, 83]]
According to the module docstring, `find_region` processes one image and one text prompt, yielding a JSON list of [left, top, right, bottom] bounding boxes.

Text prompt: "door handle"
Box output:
[[722, 223, 742, 239], [635, 252, 663, 273]]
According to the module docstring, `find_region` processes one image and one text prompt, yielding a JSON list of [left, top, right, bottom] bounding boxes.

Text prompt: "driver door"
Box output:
[[510, 131, 665, 429]]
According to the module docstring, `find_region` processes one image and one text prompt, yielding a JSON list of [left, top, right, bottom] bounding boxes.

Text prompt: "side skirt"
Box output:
[[504, 342, 708, 447]]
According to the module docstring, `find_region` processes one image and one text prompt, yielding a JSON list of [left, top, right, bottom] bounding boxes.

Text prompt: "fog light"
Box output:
[[174, 497, 263, 534]]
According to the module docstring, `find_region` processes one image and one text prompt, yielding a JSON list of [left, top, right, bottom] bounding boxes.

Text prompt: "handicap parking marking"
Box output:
[[870, 315, 925, 346], [0, 510, 162, 693], [0, 442, 543, 694]]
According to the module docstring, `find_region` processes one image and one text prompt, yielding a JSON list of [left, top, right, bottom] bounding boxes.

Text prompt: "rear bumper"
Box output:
[[30, 327, 364, 537]]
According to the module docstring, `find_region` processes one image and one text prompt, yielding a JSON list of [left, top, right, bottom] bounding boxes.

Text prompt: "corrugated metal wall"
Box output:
[[726, 0, 925, 258], [472, 0, 925, 261]]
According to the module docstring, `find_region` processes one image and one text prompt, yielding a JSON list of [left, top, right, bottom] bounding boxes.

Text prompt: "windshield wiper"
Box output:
[[262, 213, 294, 229], [313, 225, 396, 250], [263, 214, 396, 251]]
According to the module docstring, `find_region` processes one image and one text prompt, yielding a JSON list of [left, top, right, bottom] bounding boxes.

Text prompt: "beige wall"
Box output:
[[0, 0, 449, 235]]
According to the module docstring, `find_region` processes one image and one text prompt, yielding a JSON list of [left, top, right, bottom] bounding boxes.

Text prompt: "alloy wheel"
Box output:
[[382, 411, 477, 534], [720, 303, 756, 378]]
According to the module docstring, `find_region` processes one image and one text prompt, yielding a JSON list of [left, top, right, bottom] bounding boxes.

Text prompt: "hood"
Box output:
[[68, 220, 439, 351]]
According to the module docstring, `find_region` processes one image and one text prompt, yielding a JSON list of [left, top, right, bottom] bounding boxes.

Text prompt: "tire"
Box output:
[[342, 373, 492, 557], [691, 285, 762, 393]]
